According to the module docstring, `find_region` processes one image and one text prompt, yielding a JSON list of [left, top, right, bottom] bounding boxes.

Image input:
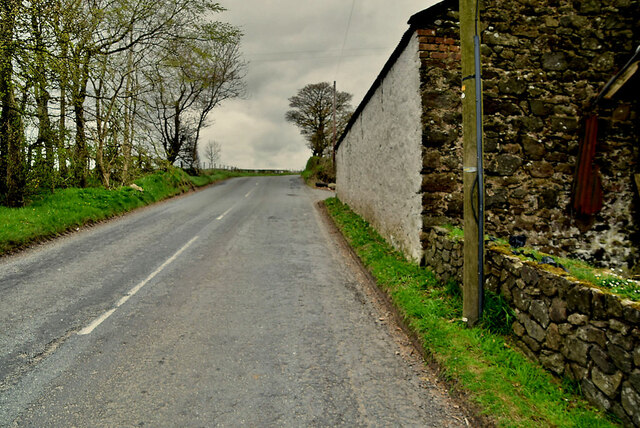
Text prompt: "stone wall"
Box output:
[[424, 226, 640, 426], [480, 0, 640, 272], [418, 5, 464, 239], [419, 0, 640, 272], [336, 29, 424, 262]]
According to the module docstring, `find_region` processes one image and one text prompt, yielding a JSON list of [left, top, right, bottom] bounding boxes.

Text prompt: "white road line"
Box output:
[[245, 182, 260, 198], [216, 206, 233, 220], [77, 309, 116, 336], [78, 235, 200, 336]]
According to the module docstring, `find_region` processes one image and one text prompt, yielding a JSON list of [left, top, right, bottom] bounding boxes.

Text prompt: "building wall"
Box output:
[[479, 0, 640, 271], [336, 34, 424, 262], [418, 0, 640, 272]]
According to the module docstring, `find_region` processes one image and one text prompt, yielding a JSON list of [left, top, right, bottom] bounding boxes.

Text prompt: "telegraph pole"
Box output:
[[332, 81, 337, 171], [461, 0, 484, 326]]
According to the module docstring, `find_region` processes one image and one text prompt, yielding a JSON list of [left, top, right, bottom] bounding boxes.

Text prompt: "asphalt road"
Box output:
[[0, 176, 468, 427]]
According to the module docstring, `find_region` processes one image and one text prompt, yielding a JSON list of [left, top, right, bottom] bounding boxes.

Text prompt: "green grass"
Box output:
[[301, 156, 334, 184], [0, 168, 265, 256], [324, 197, 619, 427]]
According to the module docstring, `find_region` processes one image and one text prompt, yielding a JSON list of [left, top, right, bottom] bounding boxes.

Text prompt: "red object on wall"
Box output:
[[572, 115, 603, 215]]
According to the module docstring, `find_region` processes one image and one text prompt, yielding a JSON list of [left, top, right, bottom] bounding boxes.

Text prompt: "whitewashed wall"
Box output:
[[336, 33, 423, 262]]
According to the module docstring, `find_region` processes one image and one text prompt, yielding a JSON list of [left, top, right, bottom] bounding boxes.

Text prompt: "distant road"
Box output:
[[0, 176, 466, 426]]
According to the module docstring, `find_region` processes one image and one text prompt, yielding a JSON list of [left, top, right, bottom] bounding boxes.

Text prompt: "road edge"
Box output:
[[316, 200, 491, 428]]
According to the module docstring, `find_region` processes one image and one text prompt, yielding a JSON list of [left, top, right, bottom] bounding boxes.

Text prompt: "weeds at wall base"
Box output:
[[324, 197, 619, 427]]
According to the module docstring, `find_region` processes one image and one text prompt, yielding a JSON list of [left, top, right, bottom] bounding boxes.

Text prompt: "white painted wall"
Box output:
[[336, 33, 423, 262]]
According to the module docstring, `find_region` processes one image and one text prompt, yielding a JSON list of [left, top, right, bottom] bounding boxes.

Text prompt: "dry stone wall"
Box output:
[[424, 226, 640, 426]]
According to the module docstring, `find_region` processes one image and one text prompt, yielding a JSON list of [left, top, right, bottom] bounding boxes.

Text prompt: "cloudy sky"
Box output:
[[200, 0, 439, 170]]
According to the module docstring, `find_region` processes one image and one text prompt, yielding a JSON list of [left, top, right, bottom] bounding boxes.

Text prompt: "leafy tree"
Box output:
[[285, 82, 353, 157], [0, 0, 243, 205], [145, 24, 244, 167]]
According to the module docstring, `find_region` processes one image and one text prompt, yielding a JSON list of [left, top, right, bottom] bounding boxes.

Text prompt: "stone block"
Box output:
[[591, 290, 607, 320], [611, 403, 634, 427], [550, 116, 579, 133], [520, 264, 539, 286], [530, 299, 550, 328], [545, 323, 562, 351], [498, 77, 526, 95], [570, 363, 589, 382], [591, 345, 618, 375], [592, 367, 623, 398], [622, 382, 640, 418], [513, 321, 525, 337], [549, 298, 567, 323], [577, 325, 607, 348], [500, 280, 513, 302], [609, 319, 630, 335], [558, 323, 574, 336], [422, 173, 457, 193], [488, 154, 523, 176], [540, 351, 565, 375], [538, 276, 558, 297], [542, 52, 568, 71], [529, 161, 554, 178], [564, 335, 591, 366], [523, 335, 541, 352], [606, 293, 624, 318], [518, 312, 546, 342], [622, 302, 640, 323], [607, 331, 635, 352], [582, 378, 613, 411], [567, 313, 588, 326], [528, 101, 551, 118], [609, 344, 634, 374], [634, 346, 640, 367], [513, 288, 530, 311], [567, 287, 591, 314], [630, 369, 640, 393]]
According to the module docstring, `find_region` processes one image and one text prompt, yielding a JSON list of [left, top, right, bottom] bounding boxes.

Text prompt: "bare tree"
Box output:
[[203, 140, 221, 169], [285, 82, 353, 157]]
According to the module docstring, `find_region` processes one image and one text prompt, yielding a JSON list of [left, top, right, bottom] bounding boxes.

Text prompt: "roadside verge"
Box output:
[[0, 169, 264, 257], [321, 197, 620, 427]]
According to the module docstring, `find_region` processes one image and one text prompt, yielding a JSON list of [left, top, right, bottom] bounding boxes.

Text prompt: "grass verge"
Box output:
[[324, 197, 619, 427], [0, 168, 264, 256]]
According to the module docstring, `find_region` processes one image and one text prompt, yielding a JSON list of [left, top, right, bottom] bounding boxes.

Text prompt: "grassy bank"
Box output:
[[324, 197, 618, 427], [301, 156, 334, 184], [0, 168, 260, 256]]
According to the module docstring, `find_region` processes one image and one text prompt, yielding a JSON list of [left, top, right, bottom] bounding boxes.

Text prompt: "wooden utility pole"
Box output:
[[332, 81, 337, 171], [461, 0, 484, 326]]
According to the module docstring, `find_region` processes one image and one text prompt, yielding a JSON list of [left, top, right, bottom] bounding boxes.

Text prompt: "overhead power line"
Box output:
[[335, 0, 356, 79]]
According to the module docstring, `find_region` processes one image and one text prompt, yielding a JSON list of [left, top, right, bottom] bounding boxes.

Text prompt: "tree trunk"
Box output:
[[121, 40, 134, 185], [32, 11, 55, 191], [71, 54, 90, 187], [0, 0, 26, 207]]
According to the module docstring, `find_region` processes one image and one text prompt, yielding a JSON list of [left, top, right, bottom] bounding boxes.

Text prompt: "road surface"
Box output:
[[0, 176, 468, 426]]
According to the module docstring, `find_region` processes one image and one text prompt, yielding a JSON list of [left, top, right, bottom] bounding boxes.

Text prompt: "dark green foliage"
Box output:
[[301, 156, 335, 183], [479, 290, 516, 336]]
